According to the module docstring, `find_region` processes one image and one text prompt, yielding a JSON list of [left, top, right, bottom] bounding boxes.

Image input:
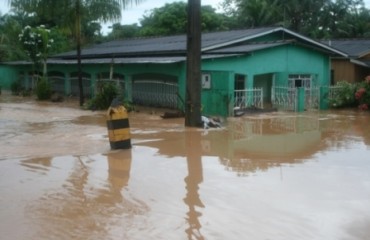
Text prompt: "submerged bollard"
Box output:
[[106, 99, 131, 149]]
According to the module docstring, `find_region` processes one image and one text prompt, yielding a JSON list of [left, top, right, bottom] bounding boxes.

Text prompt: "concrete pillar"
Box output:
[[125, 75, 133, 102], [320, 86, 329, 110], [65, 72, 71, 95], [91, 74, 97, 97], [297, 87, 305, 112]]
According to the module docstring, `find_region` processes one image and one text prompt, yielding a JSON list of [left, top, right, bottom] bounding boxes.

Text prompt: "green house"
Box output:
[[1, 27, 346, 116]]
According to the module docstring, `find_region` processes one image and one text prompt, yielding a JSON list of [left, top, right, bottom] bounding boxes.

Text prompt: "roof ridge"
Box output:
[[322, 38, 370, 41], [109, 26, 280, 41]]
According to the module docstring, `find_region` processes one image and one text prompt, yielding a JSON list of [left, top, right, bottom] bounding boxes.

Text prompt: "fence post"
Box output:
[[320, 86, 329, 110], [297, 87, 305, 112], [65, 73, 71, 96]]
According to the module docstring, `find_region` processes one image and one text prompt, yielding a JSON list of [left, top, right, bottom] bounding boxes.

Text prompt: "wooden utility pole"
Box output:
[[185, 0, 202, 127], [76, 0, 84, 106]]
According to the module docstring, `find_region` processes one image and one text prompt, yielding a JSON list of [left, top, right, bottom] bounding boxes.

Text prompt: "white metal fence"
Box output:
[[234, 88, 263, 110], [272, 86, 297, 111], [305, 87, 320, 110], [133, 80, 178, 108], [327, 86, 343, 100], [272, 86, 320, 111]]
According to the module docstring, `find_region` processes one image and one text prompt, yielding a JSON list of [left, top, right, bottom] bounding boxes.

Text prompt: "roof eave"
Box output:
[[282, 28, 348, 57], [58, 50, 187, 60], [201, 27, 281, 52], [358, 51, 370, 59], [350, 59, 370, 68]]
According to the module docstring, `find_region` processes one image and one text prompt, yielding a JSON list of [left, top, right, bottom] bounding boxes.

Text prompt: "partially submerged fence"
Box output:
[[305, 87, 320, 110], [272, 86, 321, 111], [234, 88, 263, 110], [132, 80, 178, 109], [327, 86, 343, 100], [272, 86, 297, 111]]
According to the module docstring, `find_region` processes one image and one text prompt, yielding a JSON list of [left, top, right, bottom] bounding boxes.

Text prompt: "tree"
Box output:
[[106, 23, 141, 40], [8, 0, 146, 106], [236, 0, 280, 28], [220, 0, 370, 39], [139, 2, 229, 37], [0, 14, 24, 61], [18, 25, 53, 76]]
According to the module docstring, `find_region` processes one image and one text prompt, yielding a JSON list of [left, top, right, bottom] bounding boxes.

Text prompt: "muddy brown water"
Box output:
[[1, 93, 370, 240]]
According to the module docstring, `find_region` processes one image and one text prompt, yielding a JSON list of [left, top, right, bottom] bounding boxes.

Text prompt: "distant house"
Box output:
[[1, 27, 346, 116], [322, 39, 370, 84]]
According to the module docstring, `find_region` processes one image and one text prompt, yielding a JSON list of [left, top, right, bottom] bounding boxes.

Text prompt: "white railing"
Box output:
[[305, 87, 320, 110], [327, 86, 343, 100], [234, 88, 263, 110], [133, 80, 178, 109], [272, 86, 297, 111]]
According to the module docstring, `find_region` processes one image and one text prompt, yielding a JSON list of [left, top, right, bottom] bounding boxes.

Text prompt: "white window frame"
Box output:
[[288, 74, 312, 89]]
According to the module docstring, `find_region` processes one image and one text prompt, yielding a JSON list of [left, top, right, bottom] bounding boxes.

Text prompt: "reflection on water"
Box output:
[[134, 112, 364, 177], [1, 97, 370, 240], [184, 130, 205, 240], [19, 151, 148, 240]]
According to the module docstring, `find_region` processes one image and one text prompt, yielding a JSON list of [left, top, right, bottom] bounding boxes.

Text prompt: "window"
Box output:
[[288, 74, 311, 89]]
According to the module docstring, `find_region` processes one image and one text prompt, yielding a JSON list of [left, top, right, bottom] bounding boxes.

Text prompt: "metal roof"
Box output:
[[321, 39, 370, 58], [55, 27, 278, 59], [205, 41, 291, 54], [6, 54, 243, 65], [54, 27, 347, 60]]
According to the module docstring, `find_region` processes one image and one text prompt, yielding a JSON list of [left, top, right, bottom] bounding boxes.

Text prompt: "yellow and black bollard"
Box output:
[[106, 99, 131, 149]]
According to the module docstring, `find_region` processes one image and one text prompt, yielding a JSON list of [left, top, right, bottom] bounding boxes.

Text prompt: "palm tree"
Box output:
[[237, 0, 280, 27], [8, 0, 145, 106]]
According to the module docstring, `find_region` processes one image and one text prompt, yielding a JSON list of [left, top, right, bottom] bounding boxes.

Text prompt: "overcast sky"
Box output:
[[1, 0, 370, 34], [0, 0, 224, 34], [0, 0, 224, 23]]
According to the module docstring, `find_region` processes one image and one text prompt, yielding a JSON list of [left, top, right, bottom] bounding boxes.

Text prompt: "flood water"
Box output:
[[1, 94, 370, 240]]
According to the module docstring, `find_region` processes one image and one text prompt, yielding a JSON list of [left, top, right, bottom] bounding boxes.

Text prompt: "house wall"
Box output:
[[202, 44, 330, 88], [332, 59, 370, 84], [331, 59, 356, 83], [361, 53, 370, 60], [3, 43, 332, 116], [201, 71, 232, 116], [354, 64, 369, 82], [15, 62, 185, 96], [0, 65, 18, 90]]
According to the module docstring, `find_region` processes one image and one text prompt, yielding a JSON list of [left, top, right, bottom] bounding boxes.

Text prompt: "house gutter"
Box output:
[[350, 59, 370, 68]]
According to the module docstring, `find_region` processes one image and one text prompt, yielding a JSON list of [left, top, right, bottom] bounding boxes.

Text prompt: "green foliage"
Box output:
[[329, 81, 357, 108], [85, 82, 135, 111], [106, 23, 141, 40], [221, 0, 370, 39], [0, 15, 27, 62], [355, 76, 370, 110], [86, 83, 119, 110], [35, 77, 51, 100], [138, 2, 229, 37], [18, 25, 53, 65], [329, 77, 370, 110], [47, 28, 71, 55]]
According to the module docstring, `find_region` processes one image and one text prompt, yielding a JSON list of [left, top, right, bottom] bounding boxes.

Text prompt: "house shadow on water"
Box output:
[[134, 113, 349, 177]]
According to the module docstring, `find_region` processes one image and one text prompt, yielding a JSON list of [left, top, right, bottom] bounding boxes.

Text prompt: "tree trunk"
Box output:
[[185, 0, 202, 127]]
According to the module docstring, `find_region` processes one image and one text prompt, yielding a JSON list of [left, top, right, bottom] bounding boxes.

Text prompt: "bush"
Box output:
[[355, 76, 370, 110], [85, 82, 135, 111], [329, 81, 357, 108], [86, 83, 119, 110], [35, 77, 51, 100]]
